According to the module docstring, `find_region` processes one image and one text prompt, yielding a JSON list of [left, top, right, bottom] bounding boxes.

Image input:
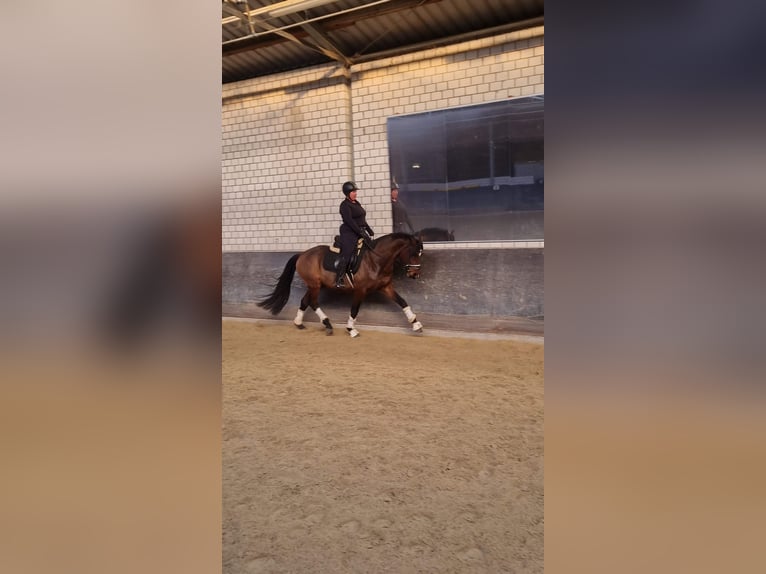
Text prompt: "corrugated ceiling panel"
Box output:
[[222, 0, 543, 83]]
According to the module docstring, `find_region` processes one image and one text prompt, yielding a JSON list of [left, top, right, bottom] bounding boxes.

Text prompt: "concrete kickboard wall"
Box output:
[[223, 248, 543, 326]]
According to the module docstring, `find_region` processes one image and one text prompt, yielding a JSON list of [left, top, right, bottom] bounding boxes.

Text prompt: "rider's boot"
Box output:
[[334, 257, 347, 288]]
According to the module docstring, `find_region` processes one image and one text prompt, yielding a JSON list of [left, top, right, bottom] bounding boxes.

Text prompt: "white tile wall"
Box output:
[[223, 26, 544, 252]]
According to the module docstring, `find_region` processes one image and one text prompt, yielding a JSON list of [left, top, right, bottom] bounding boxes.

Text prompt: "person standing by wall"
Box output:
[[390, 183, 415, 234]]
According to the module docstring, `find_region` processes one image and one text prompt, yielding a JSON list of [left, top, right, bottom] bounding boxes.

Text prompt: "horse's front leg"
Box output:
[[381, 285, 423, 333], [346, 294, 364, 338]]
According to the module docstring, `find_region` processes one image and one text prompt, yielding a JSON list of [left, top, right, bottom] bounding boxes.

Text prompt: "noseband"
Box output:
[[404, 247, 423, 271]]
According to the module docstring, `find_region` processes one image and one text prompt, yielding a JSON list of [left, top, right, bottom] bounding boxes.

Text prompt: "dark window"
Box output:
[[387, 95, 543, 241]]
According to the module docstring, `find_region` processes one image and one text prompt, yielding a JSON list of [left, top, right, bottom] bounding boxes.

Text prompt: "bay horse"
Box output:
[[257, 233, 424, 337]]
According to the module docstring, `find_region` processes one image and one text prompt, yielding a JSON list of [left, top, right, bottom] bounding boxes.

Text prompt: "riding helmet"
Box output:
[[342, 181, 359, 196]]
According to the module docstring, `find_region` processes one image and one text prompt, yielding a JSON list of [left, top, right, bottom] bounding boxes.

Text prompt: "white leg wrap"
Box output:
[[293, 309, 305, 326], [412, 320, 423, 332], [315, 307, 328, 322], [403, 306, 417, 323], [346, 316, 359, 337]]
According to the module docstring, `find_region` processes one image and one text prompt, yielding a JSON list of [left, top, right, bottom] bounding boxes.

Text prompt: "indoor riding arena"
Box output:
[[222, 2, 544, 572]]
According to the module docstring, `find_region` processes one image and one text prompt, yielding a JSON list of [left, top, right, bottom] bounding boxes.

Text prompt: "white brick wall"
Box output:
[[222, 26, 544, 252]]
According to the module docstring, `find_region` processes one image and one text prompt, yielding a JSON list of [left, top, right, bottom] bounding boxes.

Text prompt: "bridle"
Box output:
[[404, 247, 423, 272], [366, 239, 422, 272]]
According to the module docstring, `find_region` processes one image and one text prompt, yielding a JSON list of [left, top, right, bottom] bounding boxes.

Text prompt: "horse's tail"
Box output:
[[257, 254, 300, 315]]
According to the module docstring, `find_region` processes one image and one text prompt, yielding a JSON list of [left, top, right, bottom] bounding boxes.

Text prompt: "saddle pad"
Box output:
[[322, 242, 366, 274], [322, 250, 343, 273]]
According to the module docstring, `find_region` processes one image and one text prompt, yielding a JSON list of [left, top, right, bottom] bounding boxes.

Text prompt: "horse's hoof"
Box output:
[[295, 323, 306, 330], [325, 329, 333, 336], [412, 321, 423, 332], [347, 328, 360, 338]]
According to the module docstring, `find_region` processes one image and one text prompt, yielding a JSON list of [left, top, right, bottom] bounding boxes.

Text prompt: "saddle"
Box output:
[[323, 236, 366, 275]]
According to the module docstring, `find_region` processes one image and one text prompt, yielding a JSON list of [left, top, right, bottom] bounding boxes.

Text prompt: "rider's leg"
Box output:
[[334, 254, 347, 288]]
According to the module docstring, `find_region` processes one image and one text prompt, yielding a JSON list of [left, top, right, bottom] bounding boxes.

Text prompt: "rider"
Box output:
[[336, 181, 375, 288]]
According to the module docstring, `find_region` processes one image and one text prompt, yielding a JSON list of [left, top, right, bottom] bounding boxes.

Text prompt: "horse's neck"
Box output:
[[378, 238, 408, 266]]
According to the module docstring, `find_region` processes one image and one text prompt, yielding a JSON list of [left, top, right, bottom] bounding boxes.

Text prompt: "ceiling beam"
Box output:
[[246, 16, 333, 61], [232, 11, 356, 69], [221, 3, 248, 23], [223, 0, 424, 56], [300, 23, 351, 66], [222, 0, 346, 25]]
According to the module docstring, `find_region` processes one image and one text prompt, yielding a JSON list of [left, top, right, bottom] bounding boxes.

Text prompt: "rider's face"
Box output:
[[349, 189, 358, 200]]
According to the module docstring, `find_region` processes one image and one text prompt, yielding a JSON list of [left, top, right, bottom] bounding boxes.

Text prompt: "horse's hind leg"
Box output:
[[297, 286, 333, 335], [293, 293, 312, 329], [315, 306, 333, 336]]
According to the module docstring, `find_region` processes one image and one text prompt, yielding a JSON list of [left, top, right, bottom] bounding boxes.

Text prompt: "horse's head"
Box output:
[[400, 237, 424, 279]]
